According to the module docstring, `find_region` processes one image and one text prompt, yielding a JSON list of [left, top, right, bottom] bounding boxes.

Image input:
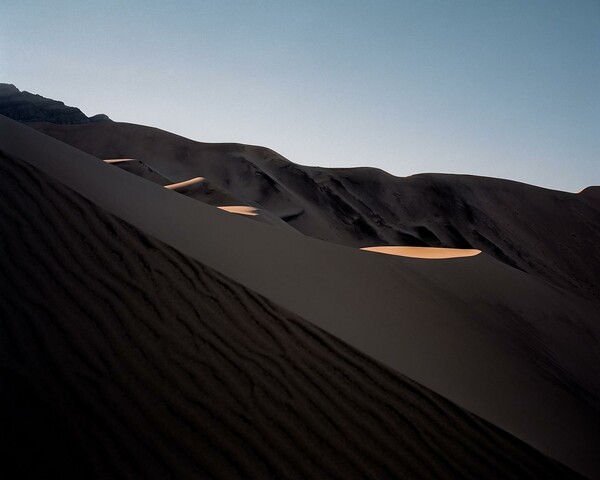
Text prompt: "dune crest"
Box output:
[[3, 116, 600, 477], [164, 177, 205, 190], [0, 150, 583, 479], [103, 158, 136, 164], [361, 246, 482, 259], [217, 205, 259, 216], [33, 121, 600, 303]]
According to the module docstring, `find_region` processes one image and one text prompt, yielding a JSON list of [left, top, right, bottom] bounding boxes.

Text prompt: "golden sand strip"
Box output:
[[217, 206, 259, 216], [361, 246, 481, 259], [164, 177, 205, 190], [103, 158, 137, 164]]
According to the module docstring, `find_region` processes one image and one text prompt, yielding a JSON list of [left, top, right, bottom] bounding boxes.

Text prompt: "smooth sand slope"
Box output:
[[0, 152, 583, 479], [3, 117, 600, 477], [101, 159, 290, 229], [30, 121, 600, 304], [104, 157, 173, 185]]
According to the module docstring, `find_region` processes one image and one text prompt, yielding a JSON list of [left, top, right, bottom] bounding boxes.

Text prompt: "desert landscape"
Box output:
[[0, 82, 598, 478]]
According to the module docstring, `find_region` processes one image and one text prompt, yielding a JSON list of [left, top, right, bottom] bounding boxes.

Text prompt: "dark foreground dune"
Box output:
[[3, 115, 600, 478], [0, 152, 583, 479]]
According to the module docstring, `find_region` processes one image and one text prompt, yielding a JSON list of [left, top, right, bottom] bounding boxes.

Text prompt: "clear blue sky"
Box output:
[[2, 0, 598, 191]]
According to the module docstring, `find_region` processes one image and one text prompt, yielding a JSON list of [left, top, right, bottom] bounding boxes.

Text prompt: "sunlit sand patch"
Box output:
[[361, 246, 481, 259], [164, 177, 205, 190], [103, 158, 137, 164], [217, 206, 259, 216]]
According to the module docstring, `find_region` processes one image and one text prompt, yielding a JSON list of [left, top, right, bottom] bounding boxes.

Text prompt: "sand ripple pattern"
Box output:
[[0, 153, 580, 479]]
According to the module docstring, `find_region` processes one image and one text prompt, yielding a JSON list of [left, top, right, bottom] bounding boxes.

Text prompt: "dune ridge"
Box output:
[[164, 177, 205, 190], [103, 158, 136, 163], [3, 116, 600, 477], [361, 246, 482, 259], [0, 151, 583, 479], [30, 121, 600, 303]]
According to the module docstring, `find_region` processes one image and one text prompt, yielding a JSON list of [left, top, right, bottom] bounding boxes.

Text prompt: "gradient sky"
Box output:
[[2, 0, 598, 191]]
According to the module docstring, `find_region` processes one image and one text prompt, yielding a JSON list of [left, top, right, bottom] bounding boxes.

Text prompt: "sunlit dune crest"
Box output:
[[217, 205, 259, 216], [164, 177, 205, 190], [361, 246, 482, 259], [103, 158, 137, 164]]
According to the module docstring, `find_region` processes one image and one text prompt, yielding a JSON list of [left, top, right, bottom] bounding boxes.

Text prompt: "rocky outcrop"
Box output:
[[0, 83, 110, 124]]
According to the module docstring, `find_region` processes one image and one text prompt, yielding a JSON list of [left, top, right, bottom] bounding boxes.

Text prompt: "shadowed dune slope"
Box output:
[[4, 116, 600, 478], [104, 158, 172, 185], [579, 186, 600, 205], [30, 121, 600, 303], [106, 158, 291, 229], [0, 153, 583, 479]]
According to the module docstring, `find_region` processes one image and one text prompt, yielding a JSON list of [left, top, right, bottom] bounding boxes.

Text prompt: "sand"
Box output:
[[164, 177, 205, 190], [30, 121, 600, 305], [3, 116, 600, 477], [217, 205, 259, 216], [361, 246, 481, 259], [103, 158, 173, 186], [103, 158, 136, 164], [0, 150, 583, 479]]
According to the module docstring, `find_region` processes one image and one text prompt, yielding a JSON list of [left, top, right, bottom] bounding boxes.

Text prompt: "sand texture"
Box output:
[[0, 151, 585, 479], [30, 121, 600, 303], [3, 117, 600, 477]]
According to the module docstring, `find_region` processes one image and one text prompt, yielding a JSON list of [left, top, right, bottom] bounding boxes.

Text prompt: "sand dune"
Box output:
[[3, 116, 600, 477], [362, 246, 481, 259], [160, 173, 289, 227], [30, 121, 600, 304], [164, 176, 205, 190], [579, 186, 600, 204], [0, 150, 583, 478], [103, 158, 172, 186]]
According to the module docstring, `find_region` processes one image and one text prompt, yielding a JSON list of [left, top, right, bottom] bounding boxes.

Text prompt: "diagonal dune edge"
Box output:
[[102, 158, 136, 163], [1, 115, 599, 478], [31, 121, 600, 304], [0, 151, 584, 478]]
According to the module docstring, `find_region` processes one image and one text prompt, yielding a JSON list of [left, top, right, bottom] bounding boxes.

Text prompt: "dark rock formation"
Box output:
[[0, 83, 110, 124]]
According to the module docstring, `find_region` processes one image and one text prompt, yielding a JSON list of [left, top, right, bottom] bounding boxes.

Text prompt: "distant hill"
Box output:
[[0, 83, 110, 124], [5, 84, 599, 302], [1, 93, 599, 479], [33, 120, 600, 304]]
